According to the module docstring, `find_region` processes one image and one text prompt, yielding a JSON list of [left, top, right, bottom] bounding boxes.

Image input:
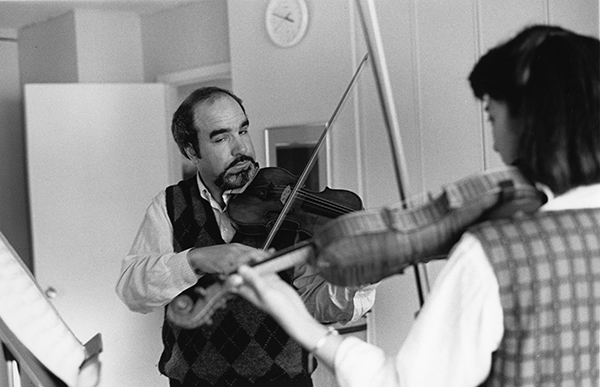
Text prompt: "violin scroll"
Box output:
[[167, 278, 237, 329]]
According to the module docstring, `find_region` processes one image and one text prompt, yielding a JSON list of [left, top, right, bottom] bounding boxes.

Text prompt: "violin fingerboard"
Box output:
[[255, 244, 313, 275]]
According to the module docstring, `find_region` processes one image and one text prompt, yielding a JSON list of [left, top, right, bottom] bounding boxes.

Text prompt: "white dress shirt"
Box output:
[[116, 175, 375, 324], [334, 183, 600, 387]]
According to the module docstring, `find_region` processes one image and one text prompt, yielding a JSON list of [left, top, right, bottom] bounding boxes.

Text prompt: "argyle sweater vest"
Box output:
[[469, 209, 600, 387], [158, 177, 311, 386]]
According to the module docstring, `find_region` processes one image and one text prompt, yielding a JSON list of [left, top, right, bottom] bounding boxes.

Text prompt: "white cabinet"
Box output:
[[25, 84, 177, 387]]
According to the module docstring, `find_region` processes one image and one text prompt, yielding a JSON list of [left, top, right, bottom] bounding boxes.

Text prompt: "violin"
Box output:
[[313, 166, 546, 285], [167, 166, 546, 328], [227, 167, 363, 239]]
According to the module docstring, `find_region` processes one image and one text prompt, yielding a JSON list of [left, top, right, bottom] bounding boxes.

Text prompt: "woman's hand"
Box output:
[[231, 265, 313, 327]]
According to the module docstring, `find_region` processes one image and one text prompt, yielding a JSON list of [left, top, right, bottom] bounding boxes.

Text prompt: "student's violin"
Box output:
[[167, 166, 546, 328]]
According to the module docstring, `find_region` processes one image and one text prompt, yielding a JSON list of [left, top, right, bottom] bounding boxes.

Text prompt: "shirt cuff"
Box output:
[[170, 249, 199, 286]]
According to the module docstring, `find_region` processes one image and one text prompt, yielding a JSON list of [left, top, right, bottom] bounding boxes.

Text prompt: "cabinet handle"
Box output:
[[45, 286, 57, 299]]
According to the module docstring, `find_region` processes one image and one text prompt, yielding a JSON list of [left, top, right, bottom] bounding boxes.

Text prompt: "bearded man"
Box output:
[[116, 87, 375, 387]]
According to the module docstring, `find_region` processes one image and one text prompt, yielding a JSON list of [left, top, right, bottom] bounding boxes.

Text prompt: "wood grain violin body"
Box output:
[[312, 166, 545, 286]]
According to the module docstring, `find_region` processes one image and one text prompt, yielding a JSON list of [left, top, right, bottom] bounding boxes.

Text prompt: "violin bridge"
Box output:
[[280, 185, 292, 205]]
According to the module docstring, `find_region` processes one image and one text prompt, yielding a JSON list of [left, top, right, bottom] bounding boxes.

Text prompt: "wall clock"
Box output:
[[265, 0, 309, 48]]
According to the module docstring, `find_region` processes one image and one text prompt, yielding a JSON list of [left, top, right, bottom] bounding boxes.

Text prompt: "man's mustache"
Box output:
[[214, 155, 259, 190], [224, 155, 257, 173]]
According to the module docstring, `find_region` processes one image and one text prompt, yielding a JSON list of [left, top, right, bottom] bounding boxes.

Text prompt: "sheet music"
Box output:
[[0, 232, 86, 387]]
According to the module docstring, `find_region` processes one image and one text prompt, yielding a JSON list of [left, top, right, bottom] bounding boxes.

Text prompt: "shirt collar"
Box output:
[[540, 183, 600, 211]]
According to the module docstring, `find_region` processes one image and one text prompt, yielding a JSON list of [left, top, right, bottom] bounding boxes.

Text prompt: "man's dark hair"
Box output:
[[171, 86, 246, 159]]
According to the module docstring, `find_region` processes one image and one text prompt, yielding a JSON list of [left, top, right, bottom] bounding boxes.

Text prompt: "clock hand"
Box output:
[[273, 12, 294, 22]]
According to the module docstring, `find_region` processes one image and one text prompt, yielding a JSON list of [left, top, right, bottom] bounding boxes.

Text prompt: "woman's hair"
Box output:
[[171, 86, 246, 159], [469, 25, 600, 194]]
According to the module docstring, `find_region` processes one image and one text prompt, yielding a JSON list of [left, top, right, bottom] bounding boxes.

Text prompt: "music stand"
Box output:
[[0, 232, 102, 387]]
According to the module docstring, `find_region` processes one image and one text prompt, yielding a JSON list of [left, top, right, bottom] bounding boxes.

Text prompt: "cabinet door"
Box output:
[[25, 84, 177, 387]]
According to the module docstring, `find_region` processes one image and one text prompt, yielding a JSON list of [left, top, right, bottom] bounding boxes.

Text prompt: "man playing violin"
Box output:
[[115, 86, 375, 387], [230, 25, 600, 387]]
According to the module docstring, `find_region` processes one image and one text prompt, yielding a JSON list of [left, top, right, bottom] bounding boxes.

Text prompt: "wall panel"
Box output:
[[415, 0, 483, 190], [549, 0, 599, 37]]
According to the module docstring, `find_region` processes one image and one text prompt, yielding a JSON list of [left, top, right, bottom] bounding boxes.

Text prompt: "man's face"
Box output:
[[190, 94, 258, 194]]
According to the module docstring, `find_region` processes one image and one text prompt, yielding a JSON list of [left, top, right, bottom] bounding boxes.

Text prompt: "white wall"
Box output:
[[141, 0, 230, 82], [18, 12, 79, 84], [19, 10, 144, 84], [74, 10, 144, 83]]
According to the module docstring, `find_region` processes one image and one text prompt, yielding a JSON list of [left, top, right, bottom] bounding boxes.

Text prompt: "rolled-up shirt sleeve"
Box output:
[[292, 262, 377, 324], [115, 191, 199, 314]]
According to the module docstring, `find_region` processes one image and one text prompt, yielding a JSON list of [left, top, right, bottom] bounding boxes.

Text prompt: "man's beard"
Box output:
[[215, 155, 259, 190]]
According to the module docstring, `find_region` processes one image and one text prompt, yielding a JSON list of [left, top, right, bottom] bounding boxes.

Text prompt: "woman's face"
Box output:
[[484, 96, 521, 165]]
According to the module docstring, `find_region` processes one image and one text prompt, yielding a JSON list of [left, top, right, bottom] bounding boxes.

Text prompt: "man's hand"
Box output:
[[186, 243, 270, 276]]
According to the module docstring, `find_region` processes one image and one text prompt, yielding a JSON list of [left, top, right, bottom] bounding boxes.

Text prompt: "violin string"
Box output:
[[293, 193, 354, 214], [279, 191, 353, 215], [268, 187, 352, 212], [269, 187, 355, 215]]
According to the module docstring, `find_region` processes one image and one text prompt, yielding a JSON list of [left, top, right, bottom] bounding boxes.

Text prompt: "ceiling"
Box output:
[[0, 1, 194, 34]]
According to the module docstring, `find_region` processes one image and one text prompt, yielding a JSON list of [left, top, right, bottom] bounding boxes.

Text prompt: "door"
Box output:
[[25, 83, 177, 387]]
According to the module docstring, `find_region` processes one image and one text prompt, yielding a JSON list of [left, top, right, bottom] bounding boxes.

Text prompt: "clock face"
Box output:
[[265, 0, 309, 48]]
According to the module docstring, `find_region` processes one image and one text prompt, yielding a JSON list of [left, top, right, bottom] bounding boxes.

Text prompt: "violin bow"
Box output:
[[355, 0, 428, 306], [261, 52, 370, 250]]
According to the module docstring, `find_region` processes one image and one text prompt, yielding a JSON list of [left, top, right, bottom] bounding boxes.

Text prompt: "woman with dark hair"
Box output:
[[469, 25, 600, 194], [230, 25, 600, 387]]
